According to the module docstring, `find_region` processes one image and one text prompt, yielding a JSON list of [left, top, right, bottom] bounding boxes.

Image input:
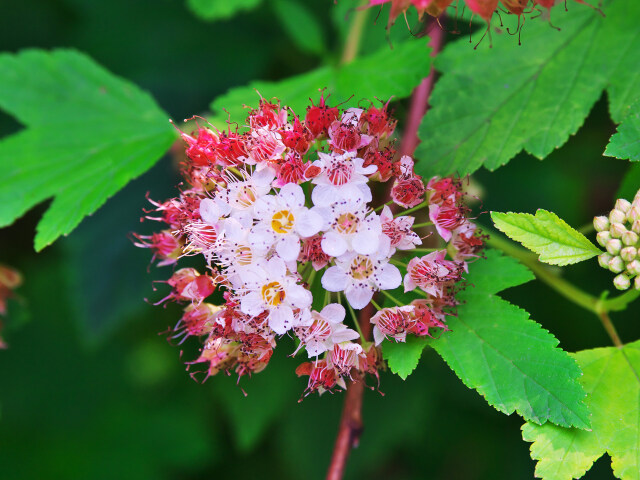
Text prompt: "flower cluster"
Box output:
[[595, 188, 640, 291], [137, 94, 484, 395], [368, 0, 600, 30]]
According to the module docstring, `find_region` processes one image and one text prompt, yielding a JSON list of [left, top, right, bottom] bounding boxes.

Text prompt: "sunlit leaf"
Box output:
[[491, 210, 601, 266], [523, 340, 640, 480]]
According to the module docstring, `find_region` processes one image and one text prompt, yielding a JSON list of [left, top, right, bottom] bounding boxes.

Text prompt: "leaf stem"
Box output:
[[486, 232, 639, 347], [412, 222, 433, 228], [340, 4, 369, 65], [395, 201, 428, 217]]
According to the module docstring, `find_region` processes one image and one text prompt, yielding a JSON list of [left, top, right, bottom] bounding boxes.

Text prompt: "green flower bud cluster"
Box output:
[[595, 190, 640, 291]]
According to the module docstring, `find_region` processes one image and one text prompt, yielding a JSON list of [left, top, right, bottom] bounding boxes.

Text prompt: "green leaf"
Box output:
[[416, 0, 640, 177], [0, 49, 175, 251], [522, 340, 640, 480], [491, 210, 602, 266], [210, 39, 432, 123], [605, 99, 640, 162], [431, 250, 591, 429], [186, 0, 263, 21], [272, 0, 326, 55], [383, 335, 430, 380]]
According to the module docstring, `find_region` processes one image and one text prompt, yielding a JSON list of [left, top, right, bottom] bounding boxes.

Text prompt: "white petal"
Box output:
[[269, 305, 294, 334], [287, 284, 312, 309], [253, 196, 276, 218], [331, 326, 360, 344], [253, 165, 276, 188], [345, 284, 373, 310], [279, 182, 305, 209], [240, 292, 265, 316], [200, 198, 223, 224], [319, 303, 346, 323], [356, 183, 372, 203], [352, 230, 380, 255], [321, 266, 349, 292], [276, 235, 301, 262], [220, 217, 245, 242], [311, 184, 339, 207], [375, 263, 402, 290], [305, 339, 327, 357], [321, 231, 348, 257], [249, 224, 276, 252], [373, 327, 385, 346], [267, 256, 287, 278], [295, 209, 323, 237]]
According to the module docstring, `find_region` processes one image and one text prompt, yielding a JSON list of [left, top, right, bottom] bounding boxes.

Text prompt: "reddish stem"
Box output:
[[398, 19, 446, 159], [325, 18, 447, 480], [326, 303, 373, 480]]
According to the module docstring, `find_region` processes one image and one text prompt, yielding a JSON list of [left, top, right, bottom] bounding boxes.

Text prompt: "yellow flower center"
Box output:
[[336, 212, 359, 234], [236, 246, 252, 266], [350, 256, 374, 280], [236, 185, 257, 208], [261, 281, 285, 306], [271, 210, 295, 234]]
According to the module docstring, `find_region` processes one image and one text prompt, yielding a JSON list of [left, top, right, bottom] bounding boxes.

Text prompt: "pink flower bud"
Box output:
[[593, 216, 609, 232], [613, 273, 631, 290], [615, 198, 632, 213], [633, 220, 640, 235], [626, 260, 640, 276], [610, 209, 626, 224], [635, 276, 640, 291], [621, 246, 637, 263], [627, 206, 640, 223], [622, 230, 639, 246], [596, 231, 611, 247], [598, 253, 612, 269], [610, 223, 627, 238], [607, 238, 622, 255], [608, 256, 625, 273]]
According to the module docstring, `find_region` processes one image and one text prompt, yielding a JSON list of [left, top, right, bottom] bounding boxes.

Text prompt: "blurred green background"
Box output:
[[1, 1, 638, 478]]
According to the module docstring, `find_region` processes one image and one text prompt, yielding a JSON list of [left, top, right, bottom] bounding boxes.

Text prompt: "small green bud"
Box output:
[[593, 216, 609, 232], [598, 253, 612, 268], [622, 230, 639, 246], [609, 255, 625, 273], [614, 273, 631, 290], [610, 209, 626, 224], [610, 222, 627, 238], [627, 260, 640, 276], [596, 231, 611, 247], [632, 220, 640, 235], [615, 198, 632, 213], [621, 246, 637, 263], [607, 238, 622, 255]]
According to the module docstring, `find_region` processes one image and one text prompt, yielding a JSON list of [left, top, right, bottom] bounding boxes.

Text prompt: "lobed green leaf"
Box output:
[[0, 49, 175, 251], [523, 340, 640, 480], [209, 40, 432, 124], [430, 250, 591, 429], [491, 210, 602, 266], [605, 99, 640, 162], [415, 0, 640, 177], [383, 336, 429, 380]]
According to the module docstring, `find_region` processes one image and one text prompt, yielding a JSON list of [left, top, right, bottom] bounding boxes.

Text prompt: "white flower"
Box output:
[[321, 240, 401, 309], [200, 167, 275, 225], [310, 151, 376, 206], [294, 303, 360, 357], [238, 257, 312, 334], [380, 205, 422, 254], [250, 183, 323, 261], [314, 200, 383, 257]]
